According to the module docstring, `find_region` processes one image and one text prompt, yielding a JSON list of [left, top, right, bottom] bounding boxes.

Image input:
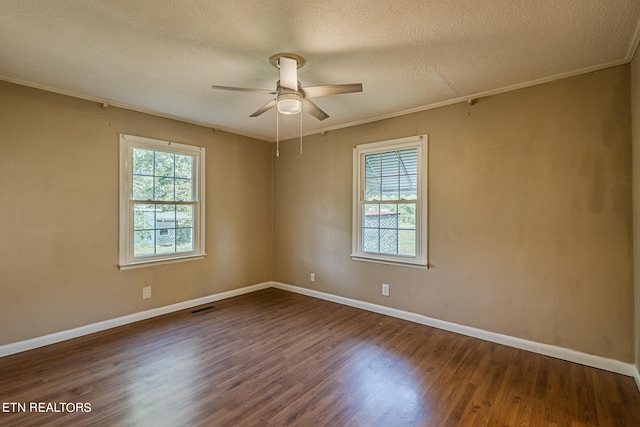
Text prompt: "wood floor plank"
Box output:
[[1, 288, 639, 426]]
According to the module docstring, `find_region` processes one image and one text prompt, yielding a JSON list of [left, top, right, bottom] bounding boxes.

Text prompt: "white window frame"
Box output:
[[351, 134, 428, 268], [118, 134, 206, 270]]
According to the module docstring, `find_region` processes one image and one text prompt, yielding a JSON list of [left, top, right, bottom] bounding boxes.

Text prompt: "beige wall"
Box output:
[[1, 64, 636, 364], [632, 53, 640, 372], [0, 81, 273, 345], [274, 66, 634, 362]]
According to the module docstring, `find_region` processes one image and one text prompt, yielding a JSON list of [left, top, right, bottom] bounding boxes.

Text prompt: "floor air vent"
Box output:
[[191, 306, 215, 314]]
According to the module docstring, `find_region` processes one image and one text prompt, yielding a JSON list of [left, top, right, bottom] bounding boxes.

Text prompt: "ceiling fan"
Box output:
[[211, 53, 363, 121]]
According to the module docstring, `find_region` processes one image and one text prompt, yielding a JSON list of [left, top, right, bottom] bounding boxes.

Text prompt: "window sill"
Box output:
[[350, 255, 429, 269], [119, 253, 206, 270]]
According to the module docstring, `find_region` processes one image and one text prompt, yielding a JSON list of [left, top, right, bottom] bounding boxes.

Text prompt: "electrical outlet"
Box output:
[[310, 272, 316, 282], [142, 286, 152, 299], [382, 283, 390, 296]]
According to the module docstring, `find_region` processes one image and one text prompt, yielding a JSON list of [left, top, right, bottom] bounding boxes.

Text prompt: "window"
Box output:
[[119, 134, 205, 269], [352, 135, 428, 268]]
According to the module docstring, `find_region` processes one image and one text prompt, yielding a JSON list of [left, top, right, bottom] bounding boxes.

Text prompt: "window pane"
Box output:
[[380, 204, 398, 229], [380, 229, 398, 254], [175, 155, 193, 179], [398, 204, 416, 229], [400, 175, 417, 200], [132, 175, 153, 200], [364, 153, 382, 178], [133, 148, 154, 175], [131, 203, 195, 258], [176, 228, 193, 252], [175, 178, 193, 202], [133, 150, 194, 202], [364, 177, 381, 201], [176, 204, 194, 252], [365, 149, 414, 257], [134, 204, 154, 231], [156, 204, 175, 228], [134, 230, 155, 257], [363, 228, 379, 252], [398, 230, 416, 256], [398, 149, 417, 174], [177, 205, 193, 228], [363, 205, 380, 227], [155, 176, 174, 201], [381, 175, 399, 199], [399, 148, 418, 199], [156, 229, 175, 253], [156, 205, 175, 248], [365, 148, 419, 203], [155, 152, 174, 177], [380, 151, 399, 176]]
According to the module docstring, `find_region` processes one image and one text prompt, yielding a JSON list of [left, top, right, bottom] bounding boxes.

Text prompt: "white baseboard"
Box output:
[[0, 282, 272, 358], [2, 279, 639, 395], [272, 282, 639, 382]]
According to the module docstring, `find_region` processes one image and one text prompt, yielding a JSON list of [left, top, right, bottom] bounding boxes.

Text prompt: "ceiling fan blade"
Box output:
[[211, 84, 276, 95], [301, 83, 363, 98], [302, 98, 329, 121], [249, 99, 277, 117], [279, 56, 298, 91]]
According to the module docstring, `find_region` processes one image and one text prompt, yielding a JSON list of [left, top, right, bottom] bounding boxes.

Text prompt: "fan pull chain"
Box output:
[[299, 110, 303, 154], [276, 110, 280, 157]]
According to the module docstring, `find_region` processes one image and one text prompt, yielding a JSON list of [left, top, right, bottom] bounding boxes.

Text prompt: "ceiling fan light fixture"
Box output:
[[277, 93, 302, 115]]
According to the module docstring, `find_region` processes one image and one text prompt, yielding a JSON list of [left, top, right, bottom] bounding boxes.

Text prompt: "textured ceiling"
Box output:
[[1, 1, 639, 141]]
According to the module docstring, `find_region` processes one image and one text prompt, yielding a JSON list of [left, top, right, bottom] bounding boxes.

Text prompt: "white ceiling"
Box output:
[[1, 1, 639, 142]]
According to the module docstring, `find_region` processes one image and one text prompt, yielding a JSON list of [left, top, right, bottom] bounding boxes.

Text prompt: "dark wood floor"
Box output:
[[1, 288, 639, 426]]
